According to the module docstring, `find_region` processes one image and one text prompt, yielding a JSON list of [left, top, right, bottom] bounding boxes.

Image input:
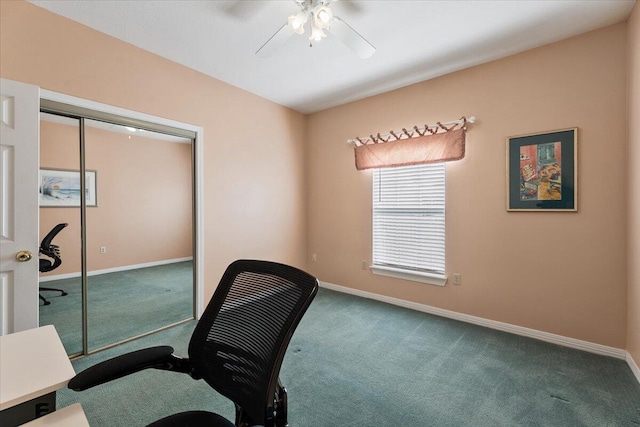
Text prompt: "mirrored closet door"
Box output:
[[38, 113, 83, 356], [84, 119, 194, 352], [38, 108, 196, 357]]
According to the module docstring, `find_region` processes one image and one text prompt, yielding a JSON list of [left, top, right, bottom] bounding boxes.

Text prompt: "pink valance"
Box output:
[[354, 127, 466, 171]]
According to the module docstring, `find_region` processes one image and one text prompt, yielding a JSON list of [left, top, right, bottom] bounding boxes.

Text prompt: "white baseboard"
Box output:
[[627, 352, 640, 384], [319, 281, 628, 361], [39, 257, 193, 282]]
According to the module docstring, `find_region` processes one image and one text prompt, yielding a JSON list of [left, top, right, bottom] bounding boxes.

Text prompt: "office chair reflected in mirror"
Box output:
[[39, 223, 69, 305], [69, 259, 319, 427]]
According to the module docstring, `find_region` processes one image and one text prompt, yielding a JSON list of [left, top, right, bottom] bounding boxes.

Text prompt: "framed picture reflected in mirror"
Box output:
[[39, 168, 98, 207]]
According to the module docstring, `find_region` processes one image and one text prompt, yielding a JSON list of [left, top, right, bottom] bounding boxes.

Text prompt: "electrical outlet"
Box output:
[[312, 253, 317, 262], [453, 273, 461, 285], [361, 260, 367, 270], [100, 246, 107, 254]]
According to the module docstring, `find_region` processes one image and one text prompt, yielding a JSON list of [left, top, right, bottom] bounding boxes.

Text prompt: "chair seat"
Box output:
[[146, 411, 235, 427]]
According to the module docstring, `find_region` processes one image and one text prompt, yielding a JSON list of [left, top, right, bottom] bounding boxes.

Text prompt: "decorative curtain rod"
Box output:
[[347, 116, 476, 145]]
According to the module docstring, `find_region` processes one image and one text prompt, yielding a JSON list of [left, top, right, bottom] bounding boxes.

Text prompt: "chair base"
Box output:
[[146, 411, 235, 427], [39, 287, 68, 305]]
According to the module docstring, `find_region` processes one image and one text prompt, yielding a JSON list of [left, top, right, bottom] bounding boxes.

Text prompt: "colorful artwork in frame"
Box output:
[[39, 168, 98, 207], [506, 128, 577, 211]]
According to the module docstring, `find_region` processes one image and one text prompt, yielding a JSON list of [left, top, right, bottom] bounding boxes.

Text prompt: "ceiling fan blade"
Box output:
[[255, 23, 294, 58], [222, 1, 268, 20], [329, 0, 363, 15], [328, 16, 375, 59]]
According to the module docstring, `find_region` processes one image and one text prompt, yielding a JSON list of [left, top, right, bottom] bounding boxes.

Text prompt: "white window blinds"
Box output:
[[372, 163, 445, 277]]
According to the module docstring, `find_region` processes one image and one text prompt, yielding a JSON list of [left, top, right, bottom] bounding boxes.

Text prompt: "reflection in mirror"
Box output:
[[38, 112, 83, 356], [84, 119, 194, 351]]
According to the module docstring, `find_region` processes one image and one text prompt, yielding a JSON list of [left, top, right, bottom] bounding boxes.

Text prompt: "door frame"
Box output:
[[40, 89, 205, 318]]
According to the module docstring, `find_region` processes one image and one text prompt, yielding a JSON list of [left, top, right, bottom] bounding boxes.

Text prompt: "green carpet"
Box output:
[[58, 288, 640, 426], [39, 261, 193, 354]]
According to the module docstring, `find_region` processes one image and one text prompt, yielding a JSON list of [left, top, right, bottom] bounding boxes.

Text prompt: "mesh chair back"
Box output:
[[188, 260, 318, 425], [39, 223, 67, 273], [40, 223, 68, 252]]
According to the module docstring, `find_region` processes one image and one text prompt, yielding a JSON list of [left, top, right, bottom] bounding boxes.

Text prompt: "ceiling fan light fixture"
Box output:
[[309, 21, 327, 41], [288, 11, 308, 35], [313, 5, 333, 29], [256, 0, 375, 58]]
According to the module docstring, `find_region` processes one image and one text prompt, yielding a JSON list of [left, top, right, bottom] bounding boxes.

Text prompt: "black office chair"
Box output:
[[39, 223, 69, 305], [69, 259, 319, 427]]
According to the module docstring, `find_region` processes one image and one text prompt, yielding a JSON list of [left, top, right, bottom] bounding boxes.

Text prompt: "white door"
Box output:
[[0, 78, 40, 335]]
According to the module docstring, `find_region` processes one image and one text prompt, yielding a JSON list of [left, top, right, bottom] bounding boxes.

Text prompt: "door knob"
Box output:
[[16, 250, 33, 262]]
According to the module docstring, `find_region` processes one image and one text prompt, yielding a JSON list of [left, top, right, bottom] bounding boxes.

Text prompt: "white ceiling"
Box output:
[[28, 0, 636, 114]]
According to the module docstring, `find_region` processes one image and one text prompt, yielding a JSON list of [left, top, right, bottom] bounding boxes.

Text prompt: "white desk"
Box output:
[[0, 325, 75, 410], [21, 403, 89, 427], [0, 325, 76, 425]]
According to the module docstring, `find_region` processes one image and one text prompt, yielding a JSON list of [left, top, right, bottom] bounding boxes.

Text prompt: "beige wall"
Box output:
[[0, 1, 308, 302], [2, 1, 637, 354], [39, 121, 193, 277], [307, 24, 629, 348], [628, 3, 640, 366]]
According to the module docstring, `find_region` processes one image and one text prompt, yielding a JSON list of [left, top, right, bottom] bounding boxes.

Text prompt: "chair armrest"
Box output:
[[68, 346, 191, 391]]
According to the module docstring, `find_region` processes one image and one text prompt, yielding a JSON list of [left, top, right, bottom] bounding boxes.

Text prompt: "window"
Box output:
[[371, 163, 446, 286]]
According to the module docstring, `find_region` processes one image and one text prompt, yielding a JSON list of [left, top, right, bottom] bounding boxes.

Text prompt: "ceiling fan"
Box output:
[[255, 0, 375, 59]]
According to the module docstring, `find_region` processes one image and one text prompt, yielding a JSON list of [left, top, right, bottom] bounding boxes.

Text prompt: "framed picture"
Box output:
[[39, 168, 98, 207], [506, 128, 577, 211]]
